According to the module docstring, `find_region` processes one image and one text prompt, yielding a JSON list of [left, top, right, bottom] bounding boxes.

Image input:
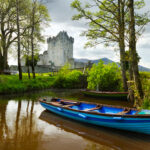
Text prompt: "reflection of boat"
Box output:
[[81, 90, 128, 100], [39, 110, 150, 150], [39, 98, 150, 134]]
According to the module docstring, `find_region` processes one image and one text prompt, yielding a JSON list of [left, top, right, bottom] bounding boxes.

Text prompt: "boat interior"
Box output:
[[49, 98, 138, 115]]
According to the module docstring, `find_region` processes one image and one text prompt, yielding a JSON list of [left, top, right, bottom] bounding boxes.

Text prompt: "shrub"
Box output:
[[52, 66, 86, 89], [87, 60, 122, 91], [142, 97, 150, 109]]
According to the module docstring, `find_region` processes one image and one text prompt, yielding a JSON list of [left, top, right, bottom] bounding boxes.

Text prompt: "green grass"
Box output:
[[0, 74, 55, 94]]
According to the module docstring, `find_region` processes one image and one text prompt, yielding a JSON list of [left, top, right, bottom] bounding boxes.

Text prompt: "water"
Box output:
[[0, 89, 150, 150]]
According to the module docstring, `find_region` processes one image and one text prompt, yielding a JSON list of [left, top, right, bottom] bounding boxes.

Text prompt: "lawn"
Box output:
[[0, 73, 55, 94]]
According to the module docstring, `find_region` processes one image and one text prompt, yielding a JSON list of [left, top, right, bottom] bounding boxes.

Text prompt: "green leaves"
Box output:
[[53, 65, 85, 89], [87, 60, 122, 91], [71, 0, 149, 48]]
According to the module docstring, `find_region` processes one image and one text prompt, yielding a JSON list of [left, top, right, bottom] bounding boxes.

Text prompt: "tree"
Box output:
[[21, 29, 31, 79], [0, 0, 17, 72], [87, 60, 122, 91], [128, 0, 144, 99], [0, 0, 50, 79], [16, 0, 22, 80], [71, 0, 149, 92], [25, 54, 39, 68], [30, 0, 50, 79]]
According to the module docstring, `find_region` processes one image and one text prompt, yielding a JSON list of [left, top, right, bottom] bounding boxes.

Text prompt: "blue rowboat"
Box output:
[[39, 98, 150, 135]]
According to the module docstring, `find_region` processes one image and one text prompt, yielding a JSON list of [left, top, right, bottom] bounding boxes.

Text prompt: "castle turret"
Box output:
[[47, 31, 74, 66]]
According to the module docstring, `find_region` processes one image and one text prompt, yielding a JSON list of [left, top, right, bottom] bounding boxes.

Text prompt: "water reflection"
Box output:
[[0, 100, 8, 141], [0, 90, 149, 150], [0, 100, 43, 150], [40, 110, 150, 150]]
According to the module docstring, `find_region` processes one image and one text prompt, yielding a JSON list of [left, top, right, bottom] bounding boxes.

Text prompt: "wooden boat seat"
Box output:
[[83, 105, 102, 111], [116, 109, 130, 115], [50, 102, 62, 106], [63, 102, 81, 108], [50, 101, 81, 107]]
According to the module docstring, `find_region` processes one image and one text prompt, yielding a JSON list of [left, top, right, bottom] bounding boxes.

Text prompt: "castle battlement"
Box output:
[[38, 31, 74, 66], [47, 31, 74, 44]]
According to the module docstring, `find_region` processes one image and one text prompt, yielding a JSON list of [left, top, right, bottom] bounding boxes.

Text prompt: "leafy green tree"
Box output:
[[0, 0, 17, 71], [71, 0, 149, 92], [0, 0, 50, 79], [25, 54, 39, 67], [87, 61, 122, 91], [30, 0, 50, 79]]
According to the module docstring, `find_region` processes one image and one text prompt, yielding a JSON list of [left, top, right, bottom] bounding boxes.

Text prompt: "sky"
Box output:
[[9, 0, 150, 67], [41, 0, 150, 68]]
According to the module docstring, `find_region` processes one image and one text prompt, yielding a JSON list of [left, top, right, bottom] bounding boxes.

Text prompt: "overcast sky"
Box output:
[[41, 0, 150, 68], [10, 0, 150, 67]]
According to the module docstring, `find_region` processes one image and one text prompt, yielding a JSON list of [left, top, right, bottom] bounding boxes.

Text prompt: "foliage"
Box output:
[[71, 0, 149, 93], [53, 65, 87, 89], [142, 98, 150, 109], [0, 74, 55, 94], [0, 0, 50, 74], [140, 72, 150, 109], [25, 54, 39, 67], [87, 60, 122, 91], [57, 63, 71, 76], [71, 0, 150, 48]]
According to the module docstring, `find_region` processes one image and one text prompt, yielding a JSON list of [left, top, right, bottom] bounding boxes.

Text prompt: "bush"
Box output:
[[52, 65, 87, 89], [142, 97, 150, 109], [87, 60, 122, 91]]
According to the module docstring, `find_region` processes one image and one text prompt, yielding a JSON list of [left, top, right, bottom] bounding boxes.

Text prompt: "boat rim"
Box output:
[[81, 89, 128, 95], [39, 98, 150, 118]]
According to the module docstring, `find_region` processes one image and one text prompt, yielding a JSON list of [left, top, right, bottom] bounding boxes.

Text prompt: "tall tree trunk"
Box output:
[[1, 19, 9, 71], [27, 40, 30, 79], [31, 1, 36, 79], [128, 0, 143, 99], [118, 0, 128, 91], [129, 59, 133, 80], [16, 0, 22, 80], [3, 48, 9, 70], [0, 52, 4, 72], [27, 58, 31, 79]]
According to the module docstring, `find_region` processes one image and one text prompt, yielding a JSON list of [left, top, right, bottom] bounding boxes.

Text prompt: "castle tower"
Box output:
[[47, 31, 74, 66]]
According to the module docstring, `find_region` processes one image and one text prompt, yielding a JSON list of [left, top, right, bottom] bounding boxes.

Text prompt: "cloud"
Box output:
[[44, 0, 150, 66], [10, 0, 150, 68]]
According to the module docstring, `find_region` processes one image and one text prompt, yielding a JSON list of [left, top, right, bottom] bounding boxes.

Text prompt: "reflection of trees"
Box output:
[[0, 101, 8, 141], [0, 100, 43, 150], [15, 100, 22, 141], [84, 143, 113, 150]]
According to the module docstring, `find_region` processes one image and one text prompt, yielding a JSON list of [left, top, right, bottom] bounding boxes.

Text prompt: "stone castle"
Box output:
[[19, 31, 86, 73], [37, 31, 85, 69]]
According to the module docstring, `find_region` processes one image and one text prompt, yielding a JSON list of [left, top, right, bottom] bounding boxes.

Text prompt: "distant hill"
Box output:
[[74, 57, 150, 72]]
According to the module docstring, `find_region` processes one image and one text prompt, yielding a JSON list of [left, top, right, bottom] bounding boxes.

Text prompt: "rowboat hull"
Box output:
[[82, 90, 128, 100], [40, 111, 150, 150], [40, 100, 150, 135]]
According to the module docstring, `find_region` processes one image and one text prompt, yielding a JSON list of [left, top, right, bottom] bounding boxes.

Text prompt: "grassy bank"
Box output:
[[0, 74, 55, 94], [0, 68, 87, 94]]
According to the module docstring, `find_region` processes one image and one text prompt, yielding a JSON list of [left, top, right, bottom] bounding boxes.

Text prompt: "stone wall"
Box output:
[[10, 65, 51, 73], [37, 51, 49, 65]]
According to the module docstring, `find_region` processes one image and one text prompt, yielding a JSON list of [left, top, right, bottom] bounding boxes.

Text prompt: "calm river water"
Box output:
[[0, 89, 150, 150]]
